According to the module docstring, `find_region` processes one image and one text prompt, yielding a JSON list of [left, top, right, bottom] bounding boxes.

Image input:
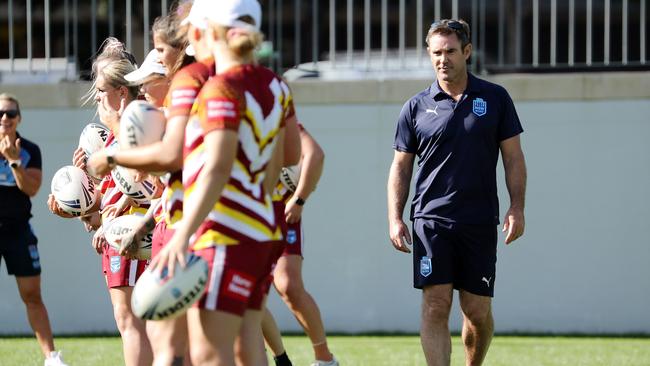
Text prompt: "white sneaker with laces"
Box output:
[[310, 356, 339, 366], [44, 351, 69, 366]]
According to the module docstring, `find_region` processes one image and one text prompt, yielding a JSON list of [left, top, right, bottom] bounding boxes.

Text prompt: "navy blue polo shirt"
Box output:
[[393, 73, 523, 225], [0, 134, 42, 221]]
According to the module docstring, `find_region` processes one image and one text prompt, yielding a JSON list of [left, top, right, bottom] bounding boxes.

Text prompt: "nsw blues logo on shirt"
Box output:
[[472, 97, 487, 117]]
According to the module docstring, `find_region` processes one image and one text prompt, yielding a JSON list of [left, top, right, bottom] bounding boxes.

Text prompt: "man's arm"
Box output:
[[500, 134, 527, 244], [387, 150, 415, 253]]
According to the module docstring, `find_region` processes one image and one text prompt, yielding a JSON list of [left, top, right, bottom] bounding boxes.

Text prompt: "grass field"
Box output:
[[1, 335, 650, 365]]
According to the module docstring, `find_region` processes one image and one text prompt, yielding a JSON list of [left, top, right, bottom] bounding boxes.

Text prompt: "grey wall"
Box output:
[[1, 76, 649, 335]]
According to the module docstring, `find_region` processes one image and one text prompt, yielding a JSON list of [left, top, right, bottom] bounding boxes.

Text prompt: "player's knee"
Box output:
[[19, 288, 43, 308], [421, 296, 452, 323], [112, 302, 136, 333], [462, 303, 492, 326]]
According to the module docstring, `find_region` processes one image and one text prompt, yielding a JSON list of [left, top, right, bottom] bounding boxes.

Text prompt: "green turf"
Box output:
[[1, 335, 649, 365]]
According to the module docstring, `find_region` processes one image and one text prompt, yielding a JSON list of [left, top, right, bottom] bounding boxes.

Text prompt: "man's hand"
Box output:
[[503, 207, 525, 244], [389, 219, 412, 253]]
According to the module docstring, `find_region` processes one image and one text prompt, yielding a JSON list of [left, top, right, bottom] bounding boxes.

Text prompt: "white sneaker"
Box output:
[[44, 351, 69, 366], [310, 356, 338, 366]]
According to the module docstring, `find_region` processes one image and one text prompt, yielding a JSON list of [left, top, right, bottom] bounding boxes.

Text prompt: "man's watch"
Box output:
[[294, 196, 306, 206], [9, 160, 21, 169], [106, 151, 116, 169]]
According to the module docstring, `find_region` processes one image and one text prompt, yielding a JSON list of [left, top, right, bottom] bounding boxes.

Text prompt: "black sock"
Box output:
[[273, 352, 293, 366]]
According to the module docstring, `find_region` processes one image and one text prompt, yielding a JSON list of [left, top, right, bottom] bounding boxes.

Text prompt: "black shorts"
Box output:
[[412, 218, 497, 297], [0, 221, 41, 277]]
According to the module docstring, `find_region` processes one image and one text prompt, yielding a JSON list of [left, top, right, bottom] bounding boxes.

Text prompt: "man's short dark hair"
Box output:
[[427, 19, 471, 50]]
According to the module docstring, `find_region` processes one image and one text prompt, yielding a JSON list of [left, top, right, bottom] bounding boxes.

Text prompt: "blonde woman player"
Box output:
[[48, 38, 153, 366], [151, 0, 301, 364]]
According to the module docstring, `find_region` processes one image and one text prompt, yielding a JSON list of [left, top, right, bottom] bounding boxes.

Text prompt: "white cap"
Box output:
[[180, 0, 262, 32], [124, 50, 167, 83]]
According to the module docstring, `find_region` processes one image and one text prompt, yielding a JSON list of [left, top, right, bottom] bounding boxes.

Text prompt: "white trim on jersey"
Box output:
[[128, 259, 138, 286], [206, 246, 226, 310]]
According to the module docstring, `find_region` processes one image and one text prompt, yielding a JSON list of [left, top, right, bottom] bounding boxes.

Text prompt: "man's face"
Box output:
[[427, 33, 471, 83]]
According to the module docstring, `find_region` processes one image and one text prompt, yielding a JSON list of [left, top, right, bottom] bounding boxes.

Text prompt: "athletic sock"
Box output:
[[273, 352, 293, 366]]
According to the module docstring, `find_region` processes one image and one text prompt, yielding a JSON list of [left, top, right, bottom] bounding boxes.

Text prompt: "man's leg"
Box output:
[[421, 284, 454, 366], [459, 290, 493, 366], [16, 275, 55, 357]]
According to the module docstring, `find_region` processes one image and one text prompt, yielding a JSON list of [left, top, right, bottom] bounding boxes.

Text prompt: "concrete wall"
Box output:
[[1, 72, 649, 335]]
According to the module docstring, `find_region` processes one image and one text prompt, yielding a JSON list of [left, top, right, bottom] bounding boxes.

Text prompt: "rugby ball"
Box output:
[[131, 253, 209, 320], [51, 165, 99, 217], [119, 100, 166, 149], [78, 123, 110, 156], [103, 215, 153, 260], [279, 164, 301, 192], [111, 165, 157, 204], [78, 123, 111, 179]]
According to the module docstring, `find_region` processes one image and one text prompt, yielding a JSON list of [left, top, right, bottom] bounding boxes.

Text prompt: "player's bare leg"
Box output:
[[188, 308, 241, 366], [109, 287, 153, 366], [273, 255, 334, 362], [235, 308, 267, 366], [146, 315, 191, 366], [420, 284, 453, 366], [262, 307, 285, 355], [459, 290, 493, 366], [16, 276, 55, 357]]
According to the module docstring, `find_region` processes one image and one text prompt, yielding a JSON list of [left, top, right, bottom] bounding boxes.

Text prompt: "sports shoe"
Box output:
[[310, 356, 339, 366], [44, 351, 69, 366]]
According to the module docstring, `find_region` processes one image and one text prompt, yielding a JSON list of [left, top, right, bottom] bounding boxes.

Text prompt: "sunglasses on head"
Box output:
[[431, 20, 465, 33], [0, 110, 18, 118]]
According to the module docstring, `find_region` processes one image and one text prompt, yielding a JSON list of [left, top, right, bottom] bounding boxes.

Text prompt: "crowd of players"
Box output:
[[46, 1, 338, 365]]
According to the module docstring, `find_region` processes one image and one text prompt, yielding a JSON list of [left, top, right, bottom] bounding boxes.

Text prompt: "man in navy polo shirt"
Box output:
[[387, 20, 527, 366]]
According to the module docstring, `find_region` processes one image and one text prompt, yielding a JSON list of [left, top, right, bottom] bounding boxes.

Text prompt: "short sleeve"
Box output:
[[25, 141, 42, 170], [279, 79, 294, 128], [393, 100, 417, 153], [497, 89, 524, 141], [198, 79, 241, 133], [167, 64, 209, 119]]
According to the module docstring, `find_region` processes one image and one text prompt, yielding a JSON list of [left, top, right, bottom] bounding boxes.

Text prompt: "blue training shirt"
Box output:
[[393, 73, 523, 225], [0, 134, 42, 221]]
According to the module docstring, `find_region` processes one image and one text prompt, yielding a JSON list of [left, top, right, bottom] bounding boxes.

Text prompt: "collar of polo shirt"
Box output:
[[429, 72, 483, 101]]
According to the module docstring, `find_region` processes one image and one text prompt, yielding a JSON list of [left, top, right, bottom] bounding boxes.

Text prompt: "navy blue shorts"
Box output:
[[0, 221, 41, 277], [412, 218, 497, 297]]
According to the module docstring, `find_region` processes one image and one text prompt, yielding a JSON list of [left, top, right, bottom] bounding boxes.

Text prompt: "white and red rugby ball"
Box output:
[[111, 165, 157, 204], [279, 164, 301, 192], [103, 214, 153, 260], [119, 100, 166, 149], [50, 165, 99, 217], [131, 254, 209, 320]]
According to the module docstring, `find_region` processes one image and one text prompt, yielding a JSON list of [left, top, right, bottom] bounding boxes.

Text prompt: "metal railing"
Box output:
[[1, 0, 648, 83]]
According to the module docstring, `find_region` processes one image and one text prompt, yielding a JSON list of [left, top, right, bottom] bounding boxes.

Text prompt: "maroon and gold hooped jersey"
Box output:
[[161, 60, 215, 228], [184, 64, 295, 249]]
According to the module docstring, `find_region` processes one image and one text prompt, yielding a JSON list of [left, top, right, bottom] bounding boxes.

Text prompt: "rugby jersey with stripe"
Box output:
[[183, 64, 295, 249], [158, 60, 215, 228]]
